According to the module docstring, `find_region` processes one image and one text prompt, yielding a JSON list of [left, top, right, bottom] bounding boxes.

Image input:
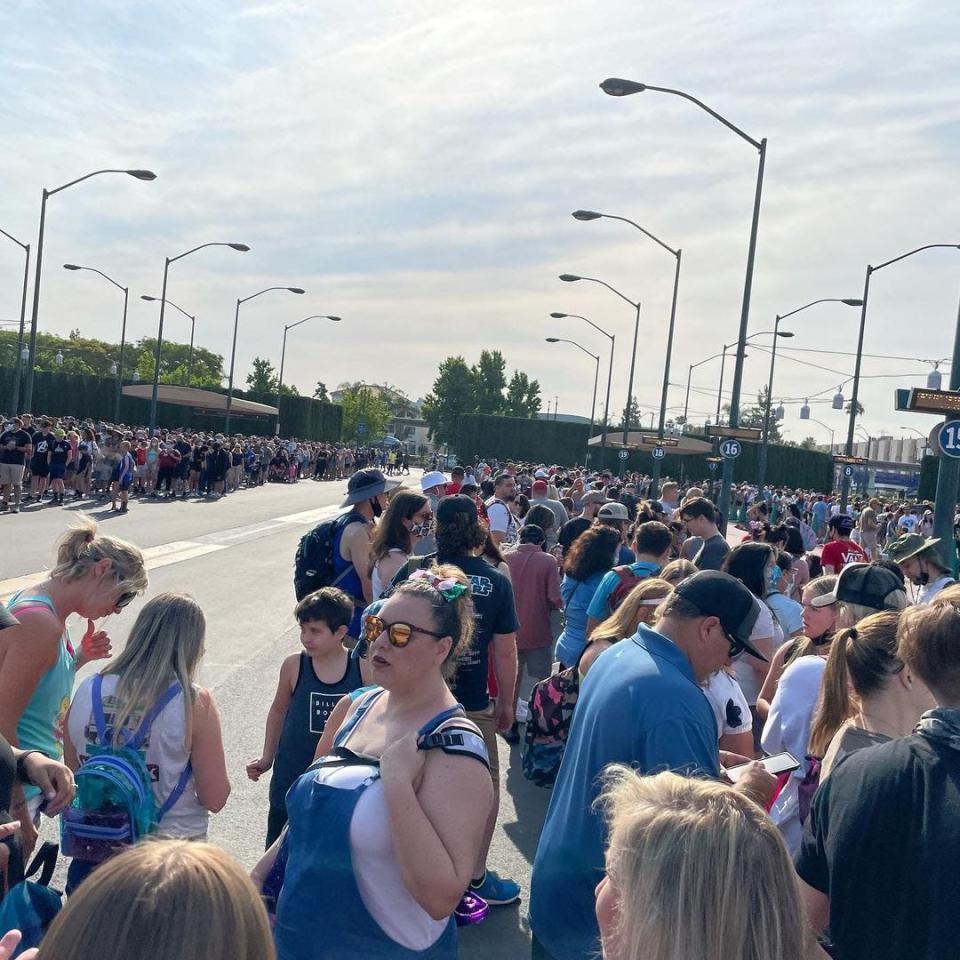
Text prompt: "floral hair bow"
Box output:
[[410, 569, 468, 602]]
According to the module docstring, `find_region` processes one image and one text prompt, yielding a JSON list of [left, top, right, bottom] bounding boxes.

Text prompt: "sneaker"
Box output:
[[500, 721, 520, 746], [10, 504, 19, 513], [454, 890, 489, 926], [469, 870, 520, 906]]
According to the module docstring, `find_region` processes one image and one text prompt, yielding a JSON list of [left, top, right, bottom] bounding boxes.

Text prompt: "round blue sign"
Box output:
[[842, 464, 855, 478], [938, 420, 960, 459], [708, 461, 718, 472], [719, 439, 741, 459], [651, 446, 666, 460], [618, 449, 629, 460]]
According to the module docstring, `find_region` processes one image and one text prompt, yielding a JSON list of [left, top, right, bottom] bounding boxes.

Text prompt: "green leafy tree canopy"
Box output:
[[341, 386, 391, 442]]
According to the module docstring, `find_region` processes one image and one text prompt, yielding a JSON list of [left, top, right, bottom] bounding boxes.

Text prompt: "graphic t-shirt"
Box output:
[[50, 439, 70, 466], [31, 434, 51, 463], [485, 499, 518, 546], [432, 553, 518, 711], [820, 539, 868, 573]]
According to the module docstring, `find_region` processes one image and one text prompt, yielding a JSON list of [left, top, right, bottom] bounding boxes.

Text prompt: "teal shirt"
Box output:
[[5, 593, 76, 798]]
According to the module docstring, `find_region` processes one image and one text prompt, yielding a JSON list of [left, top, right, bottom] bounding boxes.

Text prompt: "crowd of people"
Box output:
[[0, 412, 409, 514], [0, 450, 958, 959]]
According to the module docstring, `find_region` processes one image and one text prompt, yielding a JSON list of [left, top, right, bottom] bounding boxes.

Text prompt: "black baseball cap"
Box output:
[[436, 494, 478, 524], [810, 563, 903, 610], [674, 571, 767, 660], [828, 514, 855, 534]]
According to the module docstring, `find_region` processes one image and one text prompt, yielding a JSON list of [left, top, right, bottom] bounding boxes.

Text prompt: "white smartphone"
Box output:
[[724, 751, 801, 783]]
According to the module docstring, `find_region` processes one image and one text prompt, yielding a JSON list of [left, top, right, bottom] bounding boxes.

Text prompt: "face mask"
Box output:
[[768, 565, 783, 588], [410, 517, 433, 538], [371, 498, 383, 518]]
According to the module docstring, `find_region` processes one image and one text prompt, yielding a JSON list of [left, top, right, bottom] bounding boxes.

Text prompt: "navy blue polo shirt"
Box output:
[[529, 624, 719, 960]]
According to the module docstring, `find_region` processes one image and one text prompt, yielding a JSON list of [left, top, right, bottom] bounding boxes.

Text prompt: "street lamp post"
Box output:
[[276, 315, 341, 434], [572, 210, 681, 497], [22, 168, 156, 411], [559, 275, 640, 460], [140, 295, 197, 386], [757, 299, 862, 493], [601, 78, 766, 532], [224, 285, 306, 435], [0, 228, 30, 413], [840, 244, 960, 513], [546, 337, 600, 465], [550, 312, 615, 469], [63, 263, 130, 421], [149, 242, 250, 432]]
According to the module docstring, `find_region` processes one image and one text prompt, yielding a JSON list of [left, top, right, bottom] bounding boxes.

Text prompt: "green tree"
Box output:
[[471, 350, 506, 414], [422, 356, 476, 445], [341, 386, 391, 442], [504, 371, 542, 417], [799, 436, 818, 450], [313, 381, 329, 401], [618, 397, 643, 431], [245, 356, 279, 401], [723, 388, 784, 442]]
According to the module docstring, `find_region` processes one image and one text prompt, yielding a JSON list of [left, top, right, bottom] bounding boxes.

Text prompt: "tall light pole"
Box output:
[[276, 314, 341, 434], [683, 350, 725, 424], [840, 244, 960, 512], [225, 285, 305, 434], [757, 298, 862, 493], [559, 274, 640, 458], [601, 78, 766, 532], [546, 336, 600, 465], [150, 241, 250, 432], [22, 168, 156, 411], [550, 311, 615, 469], [0, 228, 30, 413], [140, 295, 196, 386], [63, 263, 130, 421], [572, 209, 681, 497]]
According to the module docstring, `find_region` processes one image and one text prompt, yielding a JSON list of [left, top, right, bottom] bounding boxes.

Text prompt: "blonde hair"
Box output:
[[787, 575, 838, 662], [38, 840, 274, 960], [590, 578, 673, 645], [102, 593, 205, 746], [599, 768, 813, 960], [660, 558, 696, 586], [51, 515, 148, 595], [898, 598, 960, 704], [808, 611, 901, 757]]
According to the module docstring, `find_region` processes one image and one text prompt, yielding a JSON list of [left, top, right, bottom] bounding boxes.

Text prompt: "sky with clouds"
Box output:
[[2, 0, 960, 445]]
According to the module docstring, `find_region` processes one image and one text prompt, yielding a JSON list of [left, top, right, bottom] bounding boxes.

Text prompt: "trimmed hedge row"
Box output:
[[452, 414, 833, 491], [0, 366, 342, 441]]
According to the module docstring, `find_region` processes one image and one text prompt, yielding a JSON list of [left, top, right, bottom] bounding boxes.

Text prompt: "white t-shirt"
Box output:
[[703, 671, 752, 741], [898, 514, 918, 533], [734, 600, 781, 705], [68, 674, 208, 839], [918, 575, 956, 605], [761, 655, 827, 855], [485, 499, 518, 546]]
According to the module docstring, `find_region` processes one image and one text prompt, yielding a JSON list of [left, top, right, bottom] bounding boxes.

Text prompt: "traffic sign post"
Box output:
[[719, 439, 742, 460], [356, 421, 367, 437]]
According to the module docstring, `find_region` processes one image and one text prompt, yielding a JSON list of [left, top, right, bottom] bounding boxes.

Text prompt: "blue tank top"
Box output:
[[4, 592, 76, 797], [332, 511, 367, 637]]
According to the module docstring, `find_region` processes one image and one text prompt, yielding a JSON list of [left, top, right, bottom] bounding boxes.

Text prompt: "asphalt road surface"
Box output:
[[0, 472, 549, 960]]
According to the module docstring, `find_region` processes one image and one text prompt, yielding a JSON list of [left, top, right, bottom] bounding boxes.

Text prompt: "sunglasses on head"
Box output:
[[363, 614, 444, 648]]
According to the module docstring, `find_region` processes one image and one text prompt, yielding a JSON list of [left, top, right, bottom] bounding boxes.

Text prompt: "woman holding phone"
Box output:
[[0, 517, 147, 854]]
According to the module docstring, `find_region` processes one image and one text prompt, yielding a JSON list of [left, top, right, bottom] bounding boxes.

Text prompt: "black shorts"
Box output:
[[30, 459, 49, 478], [49, 463, 66, 480]]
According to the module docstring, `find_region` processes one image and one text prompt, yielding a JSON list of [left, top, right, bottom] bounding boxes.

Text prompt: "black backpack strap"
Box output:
[[24, 841, 59, 887], [417, 716, 490, 770]]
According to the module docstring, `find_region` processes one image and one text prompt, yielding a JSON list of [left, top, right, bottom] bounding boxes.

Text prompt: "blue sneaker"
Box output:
[[469, 870, 520, 906]]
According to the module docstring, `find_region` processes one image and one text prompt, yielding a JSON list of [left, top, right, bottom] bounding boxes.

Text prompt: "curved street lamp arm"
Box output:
[[565, 314, 614, 342], [777, 298, 849, 322], [286, 314, 337, 332], [48, 169, 134, 197], [595, 213, 679, 257], [0, 227, 28, 251], [170, 241, 246, 265], [872, 243, 960, 274], [579, 276, 638, 308], [70, 265, 126, 293], [550, 338, 599, 361], [141, 295, 192, 320], [641, 84, 761, 150], [240, 285, 299, 305]]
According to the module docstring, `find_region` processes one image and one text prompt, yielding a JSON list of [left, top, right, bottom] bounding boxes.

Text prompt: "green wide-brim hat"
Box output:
[[885, 532, 941, 564]]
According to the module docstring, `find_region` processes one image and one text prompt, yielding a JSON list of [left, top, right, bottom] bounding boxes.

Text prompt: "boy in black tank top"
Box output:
[[247, 588, 362, 846]]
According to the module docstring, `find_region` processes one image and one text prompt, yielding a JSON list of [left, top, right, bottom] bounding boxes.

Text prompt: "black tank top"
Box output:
[[269, 652, 363, 806]]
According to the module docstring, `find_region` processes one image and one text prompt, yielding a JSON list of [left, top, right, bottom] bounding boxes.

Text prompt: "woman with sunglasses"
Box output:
[[254, 566, 494, 960], [0, 516, 147, 857]]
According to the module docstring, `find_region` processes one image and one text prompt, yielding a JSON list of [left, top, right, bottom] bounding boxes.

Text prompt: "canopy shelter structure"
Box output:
[[121, 383, 278, 418], [588, 431, 714, 455]]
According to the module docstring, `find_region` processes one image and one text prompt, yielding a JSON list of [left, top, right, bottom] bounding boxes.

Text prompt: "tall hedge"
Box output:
[[452, 415, 832, 491], [0, 366, 342, 441]]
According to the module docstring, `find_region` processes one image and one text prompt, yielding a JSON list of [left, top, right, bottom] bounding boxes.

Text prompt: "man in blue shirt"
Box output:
[[585, 521, 673, 636], [529, 571, 773, 960]]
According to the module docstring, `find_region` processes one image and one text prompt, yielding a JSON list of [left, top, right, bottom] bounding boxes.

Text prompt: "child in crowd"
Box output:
[[246, 587, 362, 846]]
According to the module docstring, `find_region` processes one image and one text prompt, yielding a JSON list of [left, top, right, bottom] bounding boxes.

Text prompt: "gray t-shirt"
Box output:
[[694, 533, 730, 571]]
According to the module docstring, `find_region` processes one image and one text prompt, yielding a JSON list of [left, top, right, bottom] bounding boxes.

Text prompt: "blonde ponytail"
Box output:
[[50, 515, 148, 595], [808, 628, 855, 757]]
